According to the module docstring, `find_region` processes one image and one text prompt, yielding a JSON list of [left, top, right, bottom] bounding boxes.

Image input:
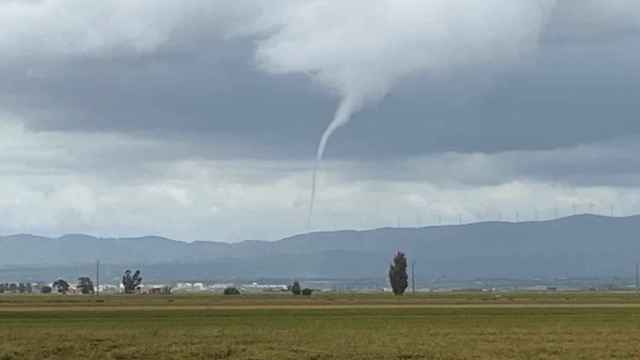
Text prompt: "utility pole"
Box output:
[[411, 260, 416, 295], [636, 264, 640, 293], [96, 260, 100, 296]]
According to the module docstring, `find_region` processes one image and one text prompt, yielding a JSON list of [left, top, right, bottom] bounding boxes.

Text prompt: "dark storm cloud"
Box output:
[[1, 27, 638, 163], [1, 0, 640, 163], [0, 39, 336, 160]]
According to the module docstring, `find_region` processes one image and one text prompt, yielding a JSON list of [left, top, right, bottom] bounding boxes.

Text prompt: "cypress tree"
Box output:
[[388, 251, 409, 295]]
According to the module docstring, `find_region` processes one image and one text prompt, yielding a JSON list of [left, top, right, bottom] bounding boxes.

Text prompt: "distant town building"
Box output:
[[147, 286, 172, 295]]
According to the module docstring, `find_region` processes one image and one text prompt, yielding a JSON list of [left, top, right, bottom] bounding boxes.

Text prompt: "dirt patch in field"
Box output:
[[3, 303, 640, 312]]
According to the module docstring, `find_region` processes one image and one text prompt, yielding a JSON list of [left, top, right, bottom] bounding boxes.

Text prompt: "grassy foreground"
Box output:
[[2, 293, 640, 359]]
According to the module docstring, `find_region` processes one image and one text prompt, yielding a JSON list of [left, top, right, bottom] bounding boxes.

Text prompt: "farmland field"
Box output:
[[2, 293, 640, 359]]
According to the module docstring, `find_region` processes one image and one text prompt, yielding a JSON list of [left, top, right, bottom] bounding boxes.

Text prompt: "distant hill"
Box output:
[[1, 215, 639, 281]]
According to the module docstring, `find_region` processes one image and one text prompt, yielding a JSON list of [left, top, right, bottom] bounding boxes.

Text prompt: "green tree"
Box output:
[[77, 277, 95, 294], [290, 281, 301, 295], [52, 279, 70, 294], [388, 251, 409, 295], [224, 287, 241, 295], [122, 270, 143, 294], [302, 288, 313, 296]]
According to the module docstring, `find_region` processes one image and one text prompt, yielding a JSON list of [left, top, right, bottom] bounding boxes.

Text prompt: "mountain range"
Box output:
[[1, 214, 639, 282]]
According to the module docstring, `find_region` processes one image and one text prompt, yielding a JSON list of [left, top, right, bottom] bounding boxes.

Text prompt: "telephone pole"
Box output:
[[411, 260, 416, 295], [96, 260, 100, 296], [635, 263, 639, 294]]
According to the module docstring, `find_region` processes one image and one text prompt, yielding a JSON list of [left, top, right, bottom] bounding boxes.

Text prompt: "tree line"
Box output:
[[5, 269, 144, 295], [2, 251, 413, 296]]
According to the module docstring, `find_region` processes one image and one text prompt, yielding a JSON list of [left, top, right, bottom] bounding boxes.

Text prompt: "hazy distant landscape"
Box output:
[[3, 214, 640, 287]]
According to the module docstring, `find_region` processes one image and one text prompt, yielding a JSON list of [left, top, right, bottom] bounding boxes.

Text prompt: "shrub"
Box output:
[[290, 281, 301, 295], [77, 277, 95, 294], [224, 287, 241, 295], [302, 288, 313, 296]]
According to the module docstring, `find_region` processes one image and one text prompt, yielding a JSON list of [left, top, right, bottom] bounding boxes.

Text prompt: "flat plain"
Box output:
[[2, 292, 640, 359]]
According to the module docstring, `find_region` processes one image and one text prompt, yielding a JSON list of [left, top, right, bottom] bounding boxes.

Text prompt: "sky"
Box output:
[[1, 0, 640, 242]]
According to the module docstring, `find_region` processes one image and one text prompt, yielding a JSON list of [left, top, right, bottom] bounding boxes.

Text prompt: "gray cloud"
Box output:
[[0, 1, 640, 240], [0, 2, 637, 159], [4, 34, 640, 161], [0, 115, 638, 241], [339, 136, 640, 188]]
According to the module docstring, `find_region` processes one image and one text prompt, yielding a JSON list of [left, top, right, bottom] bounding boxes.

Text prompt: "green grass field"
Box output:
[[2, 293, 640, 359]]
